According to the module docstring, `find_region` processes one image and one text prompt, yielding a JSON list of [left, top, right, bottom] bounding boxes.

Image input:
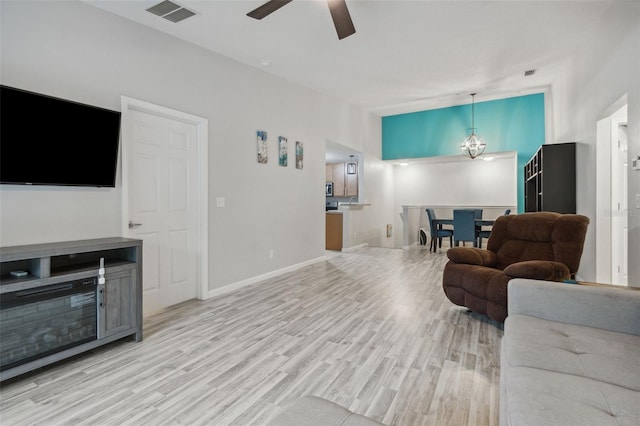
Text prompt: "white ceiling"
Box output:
[[86, 0, 612, 117]]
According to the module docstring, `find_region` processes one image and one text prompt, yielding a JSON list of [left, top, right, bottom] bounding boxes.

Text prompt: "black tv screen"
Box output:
[[0, 85, 121, 187]]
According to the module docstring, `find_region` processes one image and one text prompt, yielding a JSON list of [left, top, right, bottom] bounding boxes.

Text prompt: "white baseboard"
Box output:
[[341, 243, 368, 253], [204, 255, 327, 299]]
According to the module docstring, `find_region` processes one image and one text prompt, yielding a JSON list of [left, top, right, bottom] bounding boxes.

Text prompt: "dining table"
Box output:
[[431, 217, 496, 249], [432, 218, 495, 227]]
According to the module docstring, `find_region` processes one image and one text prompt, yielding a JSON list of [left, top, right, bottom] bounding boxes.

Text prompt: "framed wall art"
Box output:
[[295, 141, 303, 170], [278, 136, 288, 167], [256, 130, 268, 164]]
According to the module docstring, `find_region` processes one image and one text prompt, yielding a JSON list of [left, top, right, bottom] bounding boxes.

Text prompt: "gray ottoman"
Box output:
[[266, 396, 384, 426]]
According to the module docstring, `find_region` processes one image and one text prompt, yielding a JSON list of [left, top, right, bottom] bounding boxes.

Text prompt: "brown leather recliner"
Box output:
[[442, 212, 589, 323]]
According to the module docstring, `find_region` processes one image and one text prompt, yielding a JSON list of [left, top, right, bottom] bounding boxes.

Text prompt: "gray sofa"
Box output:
[[266, 395, 383, 426], [501, 279, 640, 426]]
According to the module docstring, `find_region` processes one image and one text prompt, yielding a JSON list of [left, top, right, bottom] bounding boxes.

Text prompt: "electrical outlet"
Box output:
[[269, 249, 274, 259], [216, 197, 225, 207], [636, 194, 640, 209]]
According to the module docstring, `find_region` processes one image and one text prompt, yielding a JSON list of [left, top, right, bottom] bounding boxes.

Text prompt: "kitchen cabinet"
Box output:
[[327, 162, 357, 197], [346, 170, 358, 197], [326, 212, 343, 250], [332, 163, 345, 196]]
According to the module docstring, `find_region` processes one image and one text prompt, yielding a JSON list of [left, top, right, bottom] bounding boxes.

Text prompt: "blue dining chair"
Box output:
[[453, 209, 478, 247], [477, 209, 510, 247], [426, 208, 453, 252], [473, 208, 483, 245], [477, 226, 492, 248]]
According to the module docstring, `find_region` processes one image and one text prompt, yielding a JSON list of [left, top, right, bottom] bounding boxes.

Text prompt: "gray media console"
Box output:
[[0, 237, 142, 381]]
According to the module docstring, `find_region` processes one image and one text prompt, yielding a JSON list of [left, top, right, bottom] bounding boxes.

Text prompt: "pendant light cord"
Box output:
[[471, 93, 476, 131]]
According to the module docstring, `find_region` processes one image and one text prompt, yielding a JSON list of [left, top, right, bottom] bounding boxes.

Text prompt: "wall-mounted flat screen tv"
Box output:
[[0, 85, 121, 187]]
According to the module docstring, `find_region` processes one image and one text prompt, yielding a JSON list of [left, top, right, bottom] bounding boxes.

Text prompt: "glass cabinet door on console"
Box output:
[[0, 277, 98, 372], [98, 269, 137, 339]]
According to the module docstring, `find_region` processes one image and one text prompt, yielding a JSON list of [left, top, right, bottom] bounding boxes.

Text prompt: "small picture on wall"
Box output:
[[256, 130, 268, 164], [295, 141, 303, 170], [279, 136, 288, 167]]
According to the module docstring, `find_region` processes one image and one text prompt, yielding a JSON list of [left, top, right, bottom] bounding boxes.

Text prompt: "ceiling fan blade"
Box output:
[[327, 0, 356, 40], [247, 0, 294, 20]]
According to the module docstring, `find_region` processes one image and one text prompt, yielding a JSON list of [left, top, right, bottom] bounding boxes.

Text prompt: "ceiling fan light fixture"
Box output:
[[327, 0, 356, 40], [247, 0, 293, 20], [247, 0, 355, 40], [460, 93, 486, 160]]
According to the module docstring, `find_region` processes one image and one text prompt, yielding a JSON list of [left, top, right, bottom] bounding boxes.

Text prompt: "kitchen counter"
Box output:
[[338, 203, 371, 208]]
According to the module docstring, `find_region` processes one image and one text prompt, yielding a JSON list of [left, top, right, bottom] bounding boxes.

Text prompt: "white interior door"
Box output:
[[611, 119, 628, 285], [124, 108, 199, 316]]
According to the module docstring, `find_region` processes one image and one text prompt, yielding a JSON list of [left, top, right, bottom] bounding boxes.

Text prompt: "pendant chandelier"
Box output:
[[460, 93, 486, 159]]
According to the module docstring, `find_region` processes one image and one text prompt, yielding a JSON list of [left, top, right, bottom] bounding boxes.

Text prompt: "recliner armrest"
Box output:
[[503, 260, 570, 281], [447, 247, 498, 267]]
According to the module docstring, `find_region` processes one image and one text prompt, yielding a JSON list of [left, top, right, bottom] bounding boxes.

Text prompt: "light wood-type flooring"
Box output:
[[0, 246, 503, 426]]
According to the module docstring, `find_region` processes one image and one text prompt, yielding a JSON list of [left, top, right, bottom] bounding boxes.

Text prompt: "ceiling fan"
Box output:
[[247, 0, 356, 40]]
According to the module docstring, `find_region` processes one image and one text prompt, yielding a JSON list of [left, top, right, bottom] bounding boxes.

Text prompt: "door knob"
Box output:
[[128, 221, 142, 229]]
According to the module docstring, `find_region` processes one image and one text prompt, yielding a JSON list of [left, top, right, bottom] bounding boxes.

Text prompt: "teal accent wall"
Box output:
[[382, 93, 545, 212]]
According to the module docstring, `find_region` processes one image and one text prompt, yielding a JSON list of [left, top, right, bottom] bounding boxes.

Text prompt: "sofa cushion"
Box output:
[[501, 280, 640, 426], [266, 396, 383, 426], [504, 314, 640, 391], [502, 367, 640, 426]]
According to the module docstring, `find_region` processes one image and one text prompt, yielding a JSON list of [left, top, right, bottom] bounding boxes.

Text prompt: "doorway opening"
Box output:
[[595, 97, 628, 285], [324, 140, 362, 252]]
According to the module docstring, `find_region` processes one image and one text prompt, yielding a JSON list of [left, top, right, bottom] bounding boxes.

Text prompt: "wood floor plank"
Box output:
[[0, 247, 503, 425]]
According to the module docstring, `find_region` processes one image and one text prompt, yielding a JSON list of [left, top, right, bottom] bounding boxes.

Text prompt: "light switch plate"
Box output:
[[216, 197, 225, 208], [636, 194, 640, 209]]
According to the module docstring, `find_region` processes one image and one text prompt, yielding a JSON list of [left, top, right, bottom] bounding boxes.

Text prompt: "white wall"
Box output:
[[0, 1, 384, 292], [392, 154, 517, 207], [391, 153, 517, 247], [343, 154, 396, 249], [548, 1, 639, 284]]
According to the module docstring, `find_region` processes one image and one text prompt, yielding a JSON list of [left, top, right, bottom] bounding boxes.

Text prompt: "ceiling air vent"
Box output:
[[146, 0, 196, 23], [524, 69, 536, 77]]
